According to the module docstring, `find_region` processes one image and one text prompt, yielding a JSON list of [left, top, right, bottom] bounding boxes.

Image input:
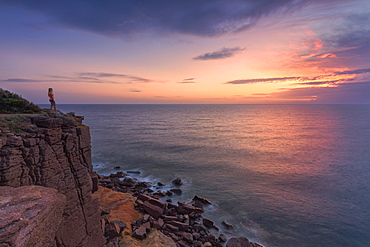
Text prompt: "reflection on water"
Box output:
[[53, 104, 370, 247]]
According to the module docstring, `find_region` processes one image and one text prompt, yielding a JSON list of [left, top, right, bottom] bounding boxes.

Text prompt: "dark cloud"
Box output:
[[293, 80, 340, 85], [334, 68, 370, 75], [0, 0, 330, 37], [226, 76, 301, 84], [193, 47, 245, 60], [318, 13, 370, 68]]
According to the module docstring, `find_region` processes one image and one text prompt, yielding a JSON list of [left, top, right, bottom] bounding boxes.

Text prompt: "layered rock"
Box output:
[[0, 113, 105, 246], [0, 185, 66, 247]]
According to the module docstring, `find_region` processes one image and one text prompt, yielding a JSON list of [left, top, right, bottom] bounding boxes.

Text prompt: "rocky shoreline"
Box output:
[[0, 98, 264, 247], [97, 171, 263, 247]]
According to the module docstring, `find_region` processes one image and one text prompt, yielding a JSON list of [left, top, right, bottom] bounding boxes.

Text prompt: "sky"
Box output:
[[0, 0, 369, 104]]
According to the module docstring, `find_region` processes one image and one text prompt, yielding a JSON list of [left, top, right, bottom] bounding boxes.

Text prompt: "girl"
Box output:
[[48, 88, 57, 111]]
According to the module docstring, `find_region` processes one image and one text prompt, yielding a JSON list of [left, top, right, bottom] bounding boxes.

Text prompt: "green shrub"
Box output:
[[0, 89, 41, 114]]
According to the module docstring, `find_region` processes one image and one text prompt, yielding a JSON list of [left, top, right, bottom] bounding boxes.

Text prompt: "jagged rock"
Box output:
[[0, 186, 66, 247], [182, 232, 193, 243], [111, 220, 126, 232], [142, 196, 166, 218], [153, 218, 165, 229], [172, 177, 183, 185], [219, 233, 228, 242], [170, 221, 190, 231], [193, 195, 212, 205], [106, 222, 121, 239], [132, 225, 148, 239], [177, 201, 203, 215], [226, 237, 252, 247], [203, 218, 215, 228], [222, 220, 234, 229]]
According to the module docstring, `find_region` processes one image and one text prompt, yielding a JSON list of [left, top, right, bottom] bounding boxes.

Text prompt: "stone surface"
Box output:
[[0, 185, 66, 247], [0, 114, 105, 247]]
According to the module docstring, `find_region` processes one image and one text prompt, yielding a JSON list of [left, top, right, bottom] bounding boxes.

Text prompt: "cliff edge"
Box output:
[[0, 111, 105, 246]]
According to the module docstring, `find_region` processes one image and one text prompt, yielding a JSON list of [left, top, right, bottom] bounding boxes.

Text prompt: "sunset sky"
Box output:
[[1, 0, 369, 104]]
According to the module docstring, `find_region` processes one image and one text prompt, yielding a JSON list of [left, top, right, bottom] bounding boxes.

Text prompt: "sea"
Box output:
[[47, 104, 370, 247]]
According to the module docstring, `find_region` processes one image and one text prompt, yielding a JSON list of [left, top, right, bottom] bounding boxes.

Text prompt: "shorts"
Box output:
[[49, 100, 55, 103]]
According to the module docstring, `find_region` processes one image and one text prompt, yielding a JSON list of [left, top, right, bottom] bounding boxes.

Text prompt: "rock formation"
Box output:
[[0, 185, 66, 247], [0, 112, 105, 246]]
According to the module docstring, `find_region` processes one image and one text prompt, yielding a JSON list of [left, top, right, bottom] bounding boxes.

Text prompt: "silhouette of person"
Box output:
[[48, 88, 57, 111]]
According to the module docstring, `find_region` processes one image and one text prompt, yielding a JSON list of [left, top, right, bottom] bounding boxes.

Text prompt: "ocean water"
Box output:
[[52, 104, 370, 247]]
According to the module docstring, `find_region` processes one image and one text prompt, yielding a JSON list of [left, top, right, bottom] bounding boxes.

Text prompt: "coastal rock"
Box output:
[[222, 220, 234, 229], [226, 237, 252, 247], [193, 195, 212, 205], [172, 177, 183, 185], [0, 186, 66, 247], [203, 218, 215, 228], [143, 199, 166, 218], [94, 186, 144, 245], [106, 221, 121, 239], [177, 201, 204, 215], [132, 225, 148, 239], [0, 114, 105, 247]]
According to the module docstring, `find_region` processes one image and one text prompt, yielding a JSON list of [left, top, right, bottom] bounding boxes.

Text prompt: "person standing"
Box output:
[[48, 88, 57, 111]]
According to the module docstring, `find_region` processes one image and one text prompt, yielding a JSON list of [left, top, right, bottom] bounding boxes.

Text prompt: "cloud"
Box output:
[[226, 76, 302, 84], [293, 80, 340, 85], [270, 81, 370, 104], [1, 71, 157, 85], [178, 78, 197, 83], [0, 78, 45, 83], [334, 68, 370, 75], [127, 88, 141, 93], [0, 0, 337, 37], [225, 67, 370, 86], [193, 47, 245, 60], [78, 72, 153, 83]]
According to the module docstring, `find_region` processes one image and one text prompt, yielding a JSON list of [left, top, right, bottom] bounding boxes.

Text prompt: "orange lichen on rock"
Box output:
[[94, 185, 144, 246]]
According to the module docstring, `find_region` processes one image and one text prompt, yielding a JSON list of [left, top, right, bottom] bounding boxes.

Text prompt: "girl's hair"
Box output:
[[48, 88, 53, 92]]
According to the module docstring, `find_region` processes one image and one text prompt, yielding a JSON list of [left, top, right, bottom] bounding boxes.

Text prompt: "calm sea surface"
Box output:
[[53, 104, 370, 247]]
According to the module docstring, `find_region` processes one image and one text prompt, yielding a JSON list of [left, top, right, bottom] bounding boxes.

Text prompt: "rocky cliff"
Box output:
[[0, 112, 105, 246]]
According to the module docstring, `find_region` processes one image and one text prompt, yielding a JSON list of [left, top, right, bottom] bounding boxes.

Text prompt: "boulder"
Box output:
[[106, 222, 121, 239], [193, 195, 212, 205], [226, 237, 252, 247], [177, 202, 203, 215], [203, 218, 215, 228], [0, 186, 66, 247], [172, 178, 183, 185], [143, 201, 165, 218], [132, 225, 148, 240], [222, 220, 234, 229]]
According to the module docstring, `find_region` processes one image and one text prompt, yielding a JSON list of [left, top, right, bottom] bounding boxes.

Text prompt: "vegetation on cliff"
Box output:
[[0, 88, 41, 114]]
